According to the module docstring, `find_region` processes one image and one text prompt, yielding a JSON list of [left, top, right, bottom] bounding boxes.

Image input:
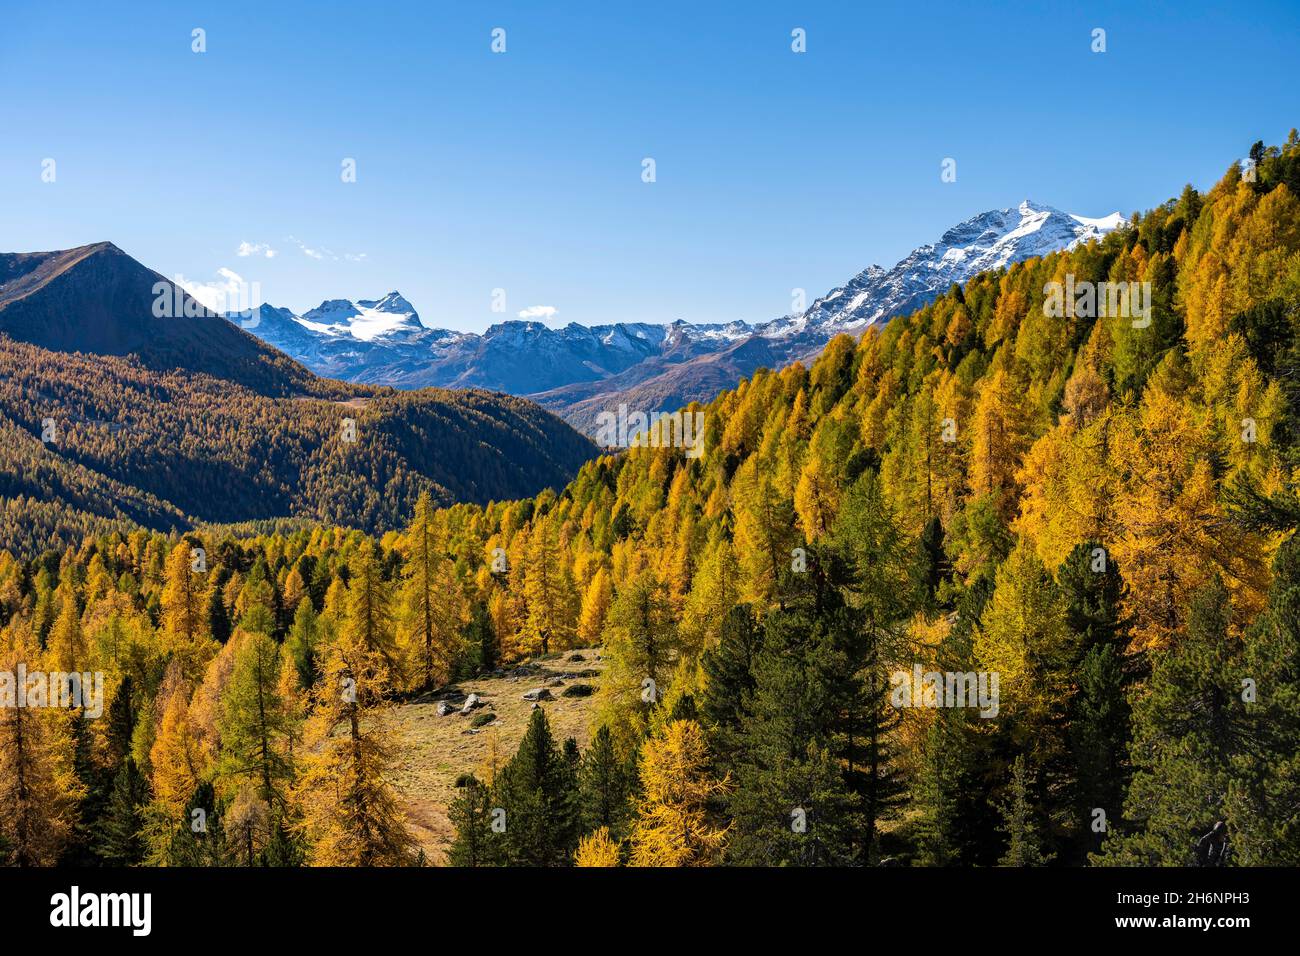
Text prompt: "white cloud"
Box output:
[[236, 241, 277, 258], [517, 305, 558, 320], [176, 267, 262, 314], [287, 235, 364, 262]]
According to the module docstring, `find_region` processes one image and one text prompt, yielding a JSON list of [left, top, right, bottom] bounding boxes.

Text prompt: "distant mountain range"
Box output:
[[227, 201, 1125, 433], [0, 242, 597, 557]]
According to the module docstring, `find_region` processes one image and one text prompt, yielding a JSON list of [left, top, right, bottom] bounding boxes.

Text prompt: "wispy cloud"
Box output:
[[236, 241, 277, 258], [287, 236, 366, 262], [518, 305, 558, 320]]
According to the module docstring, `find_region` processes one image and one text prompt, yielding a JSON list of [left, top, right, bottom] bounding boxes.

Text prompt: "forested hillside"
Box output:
[[0, 337, 598, 558], [4, 134, 1300, 867]]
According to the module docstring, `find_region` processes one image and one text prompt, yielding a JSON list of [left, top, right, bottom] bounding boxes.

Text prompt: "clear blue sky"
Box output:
[[2, 0, 1297, 332]]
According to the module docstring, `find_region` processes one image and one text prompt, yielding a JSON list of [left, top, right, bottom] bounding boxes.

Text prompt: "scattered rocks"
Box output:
[[470, 710, 496, 728], [546, 677, 565, 687], [561, 683, 595, 698], [435, 701, 454, 717], [461, 693, 482, 714], [522, 687, 554, 702], [567, 652, 586, 662]]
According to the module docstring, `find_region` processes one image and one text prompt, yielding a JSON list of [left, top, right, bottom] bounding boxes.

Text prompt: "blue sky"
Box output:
[[2, 0, 1297, 332]]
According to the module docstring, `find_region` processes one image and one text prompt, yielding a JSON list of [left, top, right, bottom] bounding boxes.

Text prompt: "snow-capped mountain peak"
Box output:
[[784, 201, 1126, 334], [297, 291, 424, 342], [358, 291, 416, 315]]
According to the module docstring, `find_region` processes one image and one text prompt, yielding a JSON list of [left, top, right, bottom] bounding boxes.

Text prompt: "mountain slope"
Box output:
[[770, 201, 1125, 334], [0, 336, 598, 557], [0, 242, 314, 395]]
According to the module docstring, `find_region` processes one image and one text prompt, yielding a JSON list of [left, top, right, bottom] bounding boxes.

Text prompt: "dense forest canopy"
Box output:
[[0, 337, 598, 558], [3, 133, 1300, 867]]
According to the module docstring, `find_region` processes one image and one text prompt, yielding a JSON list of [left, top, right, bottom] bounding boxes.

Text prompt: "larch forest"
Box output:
[[5, 135, 1300, 869]]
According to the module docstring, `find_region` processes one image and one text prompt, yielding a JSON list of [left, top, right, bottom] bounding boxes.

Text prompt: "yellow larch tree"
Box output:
[[629, 719, 729, 867]]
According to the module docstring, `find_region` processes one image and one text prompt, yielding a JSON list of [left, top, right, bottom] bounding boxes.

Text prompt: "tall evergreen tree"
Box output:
[[1058, 542, 1133, 862], [913, 575, 1000, 866], [998, 755, 1051, 866], [728, 606, 864, 866], [219, 632, 294, 809], [166, 781, 226, 866], [1097, 576, 1247, 865], [447, 775, 499, 866], [96, 757, 149, 866], [579, 725, 635, 840], [493, 708, 580, 866], [1222, 535, 1300, 864], [285, 597, 320, 693], [699, 603, 762, 768]]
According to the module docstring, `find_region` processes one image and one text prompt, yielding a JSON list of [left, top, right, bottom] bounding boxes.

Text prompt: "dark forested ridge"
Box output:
[[0, 243, 599, 558]]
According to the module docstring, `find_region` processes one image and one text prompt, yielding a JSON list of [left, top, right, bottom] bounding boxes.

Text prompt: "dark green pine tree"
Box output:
[[914, 714, 961, 866], [1070, 644, 1130, 862], [826, 472, 910, 860], [493, 708, 580, 865], [1096, 575, 1249, 865], [727, 607, 862, 866], [578, 725, 635, 840], [167, 782, 226, 866], [699, 603, 762, 770], [461, 599, 498, 677], [96, 757, 149, 865], [262, 814, 306, 867], [910, 514, 952, 612], [913, 573, 999, 866], [1058, 542, 1132, 862], [285, 598, 320, 692], [830, 606, 906, 863], [998, 755, 1051, 866], [308, 559, 333, 612], [1228, 534, 1300, 864], [63, 711, 109, 865], [1057, 542, 1129, 652], [559, 736, 583, 843], [106, 674, 136, 763], [206, 585, 232, 645], [447, 776, 499, 867], [730, 476, 912, 866]]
